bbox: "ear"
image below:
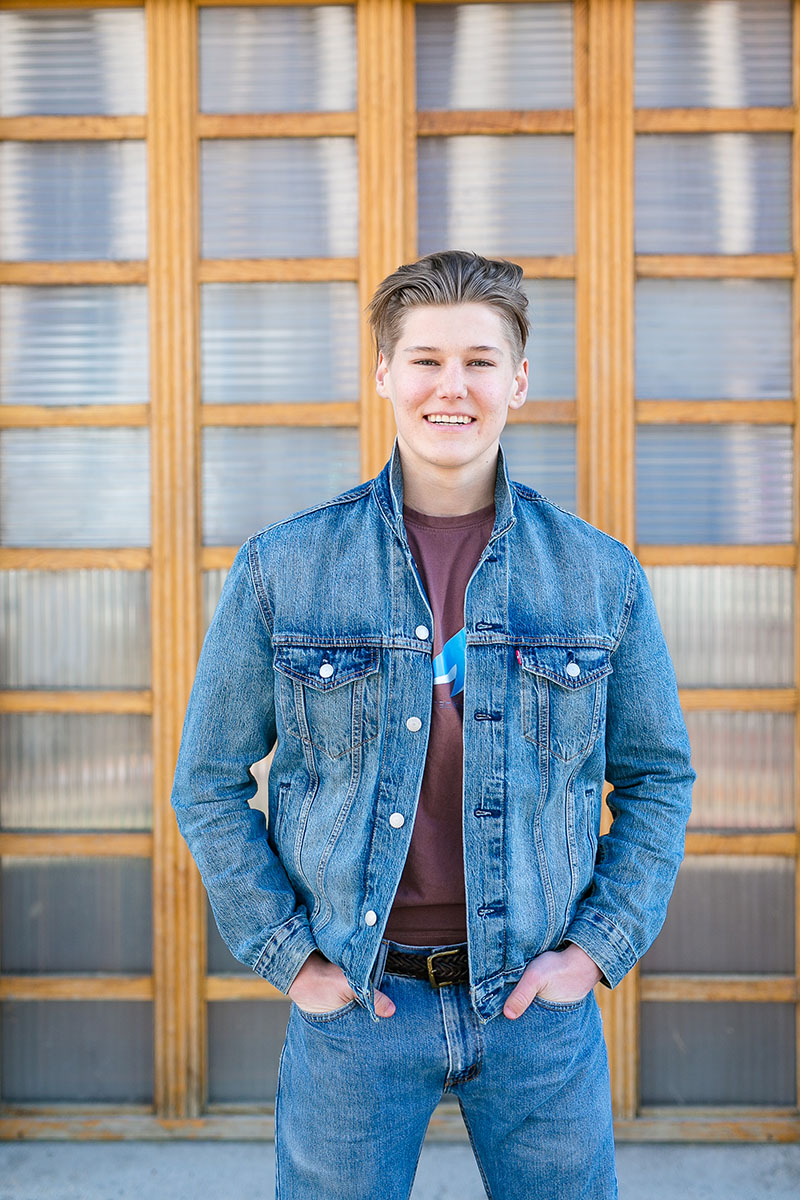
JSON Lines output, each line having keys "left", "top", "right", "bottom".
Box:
{"left": 375, "top": 350, "right": 390, "bottom": 398}
{"left": 508, "top": 358, "right": 529, "bottom": 411}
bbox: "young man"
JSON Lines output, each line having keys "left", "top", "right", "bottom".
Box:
{"left": 172, "top": 250, "right": 694, "bottom": 1199}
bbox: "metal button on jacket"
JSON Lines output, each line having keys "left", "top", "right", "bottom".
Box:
{"left": 389, "top": 812, "right": 405, "bottom": 828}
{"left": 415, "top": 624, "right": 430, "bottom": 640}
{"left": 406, "top": 716, "right": 422, "bottom": 732}
{"left": 319, "top": 662, "right": 334, "bottom": 679}
{"left": 364, "top": 910, "right": 378, "bottom": 926}
{"left": 566, "top": 661, "right": 581, "bottom": 677}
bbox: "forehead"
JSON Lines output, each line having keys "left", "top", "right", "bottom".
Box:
{"left": 395, "top": 303, "right": 513, "bottom": 351}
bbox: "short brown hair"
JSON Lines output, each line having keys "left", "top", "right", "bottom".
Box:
{"left": 367, "top": 249, "right": 530, "bottom": 366}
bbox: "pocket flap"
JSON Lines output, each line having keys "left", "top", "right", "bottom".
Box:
{"left": 274, "top": 644, "right": 380, "bottom": 691}
{"left": 517, "top": 644, "right": 613, "bottom": 690}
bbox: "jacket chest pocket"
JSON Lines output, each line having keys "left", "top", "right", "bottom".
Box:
{"left": 273, "top": 643, "right": 380, "bottom": 760}
{"left": 519, "top": 644, "right": 613, "bottom": 763}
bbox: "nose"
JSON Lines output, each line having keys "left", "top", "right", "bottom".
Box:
{"left": 437, "top": 360, "right": 467, "bottom": 400}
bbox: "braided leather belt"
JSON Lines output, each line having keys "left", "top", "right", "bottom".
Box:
{"left": 384, "top": 946, "right": 469, "bottom": 988}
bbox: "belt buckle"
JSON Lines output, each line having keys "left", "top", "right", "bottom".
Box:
{"left": 425, "top": 948, "right": 461, "bottom": 988}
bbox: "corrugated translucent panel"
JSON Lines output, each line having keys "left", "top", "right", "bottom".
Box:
{"left": 0, "top": 142, "right": 147, "bottom": 261}
{"left": 207, "top": 1001, "right": 290, "bottom": 1102}
{"left": 0, "top": 10, "right": 146, "bottom": 116}
{"left": 0, "top": 570, "right": 151, "bottom": 688}
{"left": 685, "top": 710, "right": 794, "bottom": 830}
{"left": 204, "top": 569, "right": 227, "bottom": 632}
{"left": 635, "top": 279, "right": 791, "bottom": 400}
{"left": 0, "top": 715, "right": 152, "bottom": 830}
{"left": 1, "top": 857, "right": 152, "bottom": 972}
{"left": 1, "top": 1001, "right": 153, "bottom": 1102}
{"left": 0, "top": 429, "right": 150, "bottom": 546}
{"left": 416, "top": 3, "right": 573, "bottom": 109}
{"left": 199, "top": 6, "right": 355, "bottom": 113}
{"left": 644, "top": 566, "right": 793, "bottom": 687}
{"left": 0, "top": 286, "right": 149, "bottom": 405}
{"left": 636, "top": 426, "right": 793, "bottom": 543}
{"left": 202, "top": 427, "right": 360, "bottom": 545}
{"left": 201, "top": 283, "right": 359, "bottom": 404}
{"left": 418, "top": 137, "right": 574, "bottom": 256}
{"left": 640, "top": 1003, "right": 795, "bottom": 1105}
{"left": 201, "top": 140, "right": 357, "bottom": 258}
{"left": 636, "top": 134, "right": 790, "bottom": 253}
{"left": 641, "top": 857, "right": 794, "bottom": 974}
{"left": 635, "top": 0, "right": 792, "bottom": 108}
{"left": 522, "top": 280, "right": 575, "bottom": 399}
{"left": 500, "top": 426, "right": 576, "bottom": 513}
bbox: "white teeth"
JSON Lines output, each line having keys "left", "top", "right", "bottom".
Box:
{"left": 426, "top": 414, "right": 474, "bottom": 424}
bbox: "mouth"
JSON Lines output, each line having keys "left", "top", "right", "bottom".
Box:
{"left": 424, "top": 414, "right": 476, "bottom": 426}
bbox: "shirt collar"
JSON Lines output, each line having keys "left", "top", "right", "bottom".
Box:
{"left": 376, "top": 439, "right": 516, "bottom": 543}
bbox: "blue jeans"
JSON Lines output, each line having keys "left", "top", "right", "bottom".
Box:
{"left": 274, "top": 940, "right": 618, "bottom": 1199}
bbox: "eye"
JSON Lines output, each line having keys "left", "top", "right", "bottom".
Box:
{"left": 469, "top": 359, "right": 496, "bottom": 368}
{"left": 412, "top": 358, "right": 439, "bottom": 366}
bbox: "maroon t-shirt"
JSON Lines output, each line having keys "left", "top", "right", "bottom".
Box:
{"left": 384, "top": 501, "right": 495, "bottom": 945}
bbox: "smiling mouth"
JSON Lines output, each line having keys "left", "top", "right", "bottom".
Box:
{"left": 424, "top": 414, "right": 475, "bottom": 425}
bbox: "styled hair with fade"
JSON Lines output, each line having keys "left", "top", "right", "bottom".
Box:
{"left": 367, "top": 249, "right": 531, "bottom": 367}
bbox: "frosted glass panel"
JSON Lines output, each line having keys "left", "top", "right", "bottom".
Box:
{"left": 208, "top": 1001, "right": 290, "bottom": 1102}
{"left": 635, "top": 0, "right": 792, "bottom": 108}
{"left": 0, "top": 715, "right": 152, "bottom": 830}
{"left": 501, "top": 426, "right": 576, "bottom": 513}
{"left": 201, "top": 140, "right": 357, "bottom": 258}
{"left": 1, "top": 1002, "right": 153, "bottom": 1102}
{"left": 522, "top": 281, "right": 574, "bottom": 399}
{"left": 636, "top": 426, "right": 792, "bottom": 543}
{"left": 0, "top": 570, "right": 151, "bottom": 688}
{"left": 640, "top": 1003, "right": 795, "bottom": 1105}
{"left": 636, "top": 134, "right": 790, "bottom": 253}
{"left": 0, "top": 10, "right": 146, "bottom": 115}
{"left": 0, "top": 429, "right": 150, "bottom": 546}
{"left": 199, "top": 6, "right": 355, "bottom": 112}
{"left": 416, "top": 3, "right": 573, "bottom": 109}
{"left": 202, "top": 283, "right": 358, "bottom": 403}
{"left": 2, "top": 857, "right": 152, "bottom": 972}
{"left": 204, "top": 569, "right": 227, "bottom": 632}
{"left": 635, "top": 279, "right": 791, "bottom": 400}
{"left": 203, "top": 427, "right": 360, "bottom": 544}
{"left": 641, "top": 857, "right": 794, "bottom": 974}
{"left": 0, "top": 286, "right": 149, "bottom": 405}
{"left": 685, "top": 711, "right": 793, "bottom": 830}
{"left": 645, "top": 566, "right": 792, "bottom": 687}
{"left": 418, "top": 137, "right": 574, "bottom": 256}
{"left": 0, "top": 142, "right": 147, "bottom": 261}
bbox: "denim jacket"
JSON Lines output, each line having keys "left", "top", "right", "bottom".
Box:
{"left": 171, "top": 443, "right": 695, "bottom": 1023}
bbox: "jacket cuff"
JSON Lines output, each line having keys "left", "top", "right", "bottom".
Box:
{"left": 251, "top": 912, "right": 318, "bottom": 995}
{"left": 563, "top": 909, "right": 638, "bottom": 990}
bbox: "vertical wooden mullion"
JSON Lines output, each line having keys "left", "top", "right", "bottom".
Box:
{"left": 792, "top": 0, "right": 800, "bottom": 1117}
{"left": 147, "top": 0, "right": 204, "bottom": 1118}
{"left": 357, "top": 0, "right": 417, "bottom": 481}
{"left": 575, "top": 0, "right": 637, "bottom": 1119}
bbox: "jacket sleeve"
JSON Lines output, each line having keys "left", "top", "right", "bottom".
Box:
{"left": 170, "top": 539, "right": 317, "bottom": 995}
{"left": 563, "top": 551, "right": 695, "bottom": 988}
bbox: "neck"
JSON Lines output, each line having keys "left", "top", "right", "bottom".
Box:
{"left": 396, "top": 446, "right": 498, "bottom": 517}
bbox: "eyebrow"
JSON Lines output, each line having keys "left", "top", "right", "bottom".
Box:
{"left": 402, "top": 344, "right": 503, "bottom": 354}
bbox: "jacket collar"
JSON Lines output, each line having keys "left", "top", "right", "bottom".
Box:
{"left": 375, "top": 439, "right": 517, "bottom": 544}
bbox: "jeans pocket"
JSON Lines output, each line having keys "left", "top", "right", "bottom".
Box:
{"left": 531, "top": 993, "right": 589, "bottom": 1013}
{"left": 292, "top": 997, "right": 360, "bottom": 1025}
